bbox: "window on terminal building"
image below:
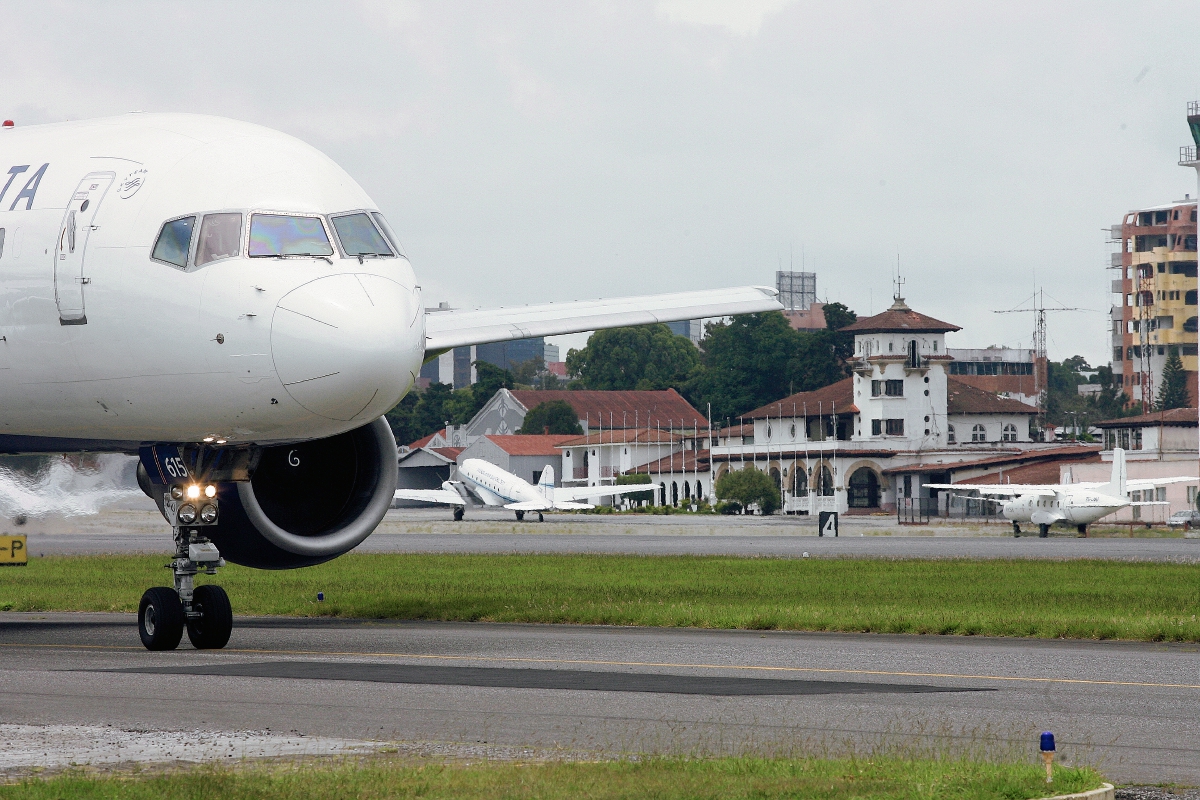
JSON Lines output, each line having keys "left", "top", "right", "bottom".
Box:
{"left": 1002, "top": 424, "right": 1017, "bottom": 442}
{"left": 871, "top": 380, "right": 882, "bottom": 397}
{"left": 1172, "top": 261, "right": 1199, "bottom": 277}
{"left": 947, "top": 424, "right": 956, "bottom": 444}
{"left": 885, "top": 380, "right": 904, "bottom": 396}
{"left": 971, "top": 424, "right": 986, "bottom": 443}
{"left": 871, "top": 419, "right": 882, "bottom": 436}
{"left": 885, "top": 419, "right": 904, "bottom": 436}
{"left": 1113, "top": 346, "right": 1123, "bottom": 362}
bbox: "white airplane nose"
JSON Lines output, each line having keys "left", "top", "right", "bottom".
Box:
{"left": 271, "top": 274, "right": 418, "bottom": 421}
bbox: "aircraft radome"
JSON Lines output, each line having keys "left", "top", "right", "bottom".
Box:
{"left": 0, "top": 113, "right": 781, "bottom": 650}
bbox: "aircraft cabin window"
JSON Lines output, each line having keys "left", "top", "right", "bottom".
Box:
{"left": 370, "top": 212, "right": 405, "bottom": 256}
{"left": 196, "top": 213, "right": 243, "bottom": 266}
{"left": 331, "top": 212, "right": 394, "bottom": 257}
{"left": 152, "top": 216, "right": 197, "bottom": 268}
{"left": 248, "top": 214, "right": 333, "bottom": 258}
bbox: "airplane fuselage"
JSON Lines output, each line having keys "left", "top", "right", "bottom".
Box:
{"left": 458, "top": 458, "right": 546, "bottom": 506}
{"left": 0, "top": 114, "right": 424, "bottom": 452}
{"left": 1000, "top": 490, "right": 1127, "bottom": 526}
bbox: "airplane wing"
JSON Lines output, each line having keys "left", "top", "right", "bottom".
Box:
{"left": 503, "top": 500, "right": 553, "bottom": 511}
{"left": 923, "top": 483, "right": 1055, "bottom": 497}
{"left": 554, "top": 484, "right": 659, "bottom": 503}
{"left": 1126, "top": 477, "right": 1198, "bottom": 489}
{"left": 393, "top": 488, "right": 468, "bottom": 506}
{"left": 552, "top": 501, "right": 594, "bottom": 510}
{"left": 424, "top": 286, "right": 781, "bottom": 351}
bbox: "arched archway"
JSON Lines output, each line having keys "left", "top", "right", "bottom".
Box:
{"left": 848, "top": 467, "right": 880, "bottom": 509}
{"left": 671, "top": 481, "right": 679, "bottom": 506}
{"left": 659, "top": 482, "right": 666, "bottom": 506}
{"left": 815, "top": 464, "right": 835, "bottom": 496}
{"left": 683, "top": 481, "right": 691, "bottom": 501}
{"left": 791, "top": 464, "right": 809, "bottom": 497}
{"left": 769, "top": 467, "right": 782, "bottom": 493}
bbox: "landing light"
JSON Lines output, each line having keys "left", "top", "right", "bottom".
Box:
{"left": 178, "top": 504, "right": 197, "bottom": 524}
{"left": 216, "top": 439, "right": 227, "bottom": 445}
{"left": 169, "top": 485, "right": 184, "bottom": 501}
{"left": 204, "top": 485, "right": 216, "bottom": 498}
{"left": 186, "top": 485, "right": 200, "bottom": 500}
{"left": 199, "top": 504, "right": 218, "bottom": 524}
{"left": 203, "top": 436, "right": 214, "bottom": 443}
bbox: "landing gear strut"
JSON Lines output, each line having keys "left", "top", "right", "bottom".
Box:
{"left": 515, "top": 510, "right": 525, "bottom": 521}
{"left": 138, "top": 524, "right": 231, "bottom": 651}
{"left": 1038, "top": 523, "right": 1050, "bottom": 538}
{"left": 537, "top": 512, "right": 544, "bottom": 522}
{"left": 1012, "top": 522, "right": 1021, "bottom": 538}
{"left": 452, "top": 506, "right": 464, "bottom": 521}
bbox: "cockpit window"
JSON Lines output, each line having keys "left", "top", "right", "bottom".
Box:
{"left": 195, "top": 213, "right": 243, "bottom": 266}
{"left": 248, "top": 214, "right": 333, "bottom": 257}
{"left": 152, "top": 216, "right": 196, "bottom": 268}
{"left": 330, "top": 212, "right": 394, "bottom": 257}
{"left": 370, "top": 212, "right": 405, "bottom": 257}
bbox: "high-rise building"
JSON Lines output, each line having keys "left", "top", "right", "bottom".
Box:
{"left": 1111, "top": 199, "right": 1198, "bottom": 407}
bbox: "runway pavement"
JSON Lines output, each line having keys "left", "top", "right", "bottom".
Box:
{"left": 0, "top": 612, "right": 1197, "bottom": 783}
{"left": 14, "top": 505, "right": 1200, "bottom": 560}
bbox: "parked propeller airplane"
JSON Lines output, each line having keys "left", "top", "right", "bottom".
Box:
{"left": 0, "top": 113, "right": 782, "bottom": 651}
{"left": 395, "top": 460, "right": 652, "bottom": 522}
{"left": 924, "top": 448, "right": 1196, "bottom": 537}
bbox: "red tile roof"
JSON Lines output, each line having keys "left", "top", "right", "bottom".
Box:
{"left": 429, "top": 446, "right": 465, "bottom": 461}
{"left": 743, "top": 378, "right": 856, "bottom": 419}
{"left": 484, "top": 434, "right": 577, "bottom": 456}
{"left": 407, "top": 428, "right": 445, "bottom": 449}
{"left": 956, "top": 454, "right": 1102, "bottom": 486}
{"left": 883, "top": 444, "right": 1101, "bottom": 475}
{"left": 949, "top": 374, "right": 1041, "bottom": 399}
{"left": 629, "top": 450, "right": 711, "bottom": 474}
{"left": 839, "top": 300, "right": 960, "bottom": 334}
{"left": 946, "top": 378, "right": 1039, "bottom": 415}
{"left": 556, "top": 429, "right": 682, "bottom": 447}
{"left": 1094, "top": 407, "right": 1198, "bottom": 428}
{"left": 509, "top": 389, "right": 707, "bottom": 428}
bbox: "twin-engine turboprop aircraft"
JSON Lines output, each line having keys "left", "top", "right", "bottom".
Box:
{"left": 924, "top": 448, "right": 1195, "bottom": 537}
{"left": 395, "top": 459, "right": 652, "bottom": 522}
{"left": 0, "top": 113, "right": 782, "bottom": 651}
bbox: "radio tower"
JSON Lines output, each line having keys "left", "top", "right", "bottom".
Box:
{"left": 994, "top": 289, "right": 1086, "bottom": 419}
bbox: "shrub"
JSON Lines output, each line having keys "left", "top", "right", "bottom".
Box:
{"left": 715, "top": 467, "right": 781, "bottom": 515}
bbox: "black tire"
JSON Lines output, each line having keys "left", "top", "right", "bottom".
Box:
{"left": 139, "top": 587, "right": 185, "bottom": 651}
{"left": 538, "top": 512, "right": 544, "bottom": 522}
{"left": 1038, "top": 524, "right": 1049, "bottom": 538}
{"left": 187, "top": 584, "right": 233, "bottom": 650}
{"left": 1077, "top": 524, "right": 1088, "bottom": 537}
{"left": 515, "top": 510, "right": 525, "bottom": 521}
{"left": 452, "top": 506, "right": 464, "bottom": 521}
{"left": 1013, "top": 523, "right": 1021, "bottom": 538}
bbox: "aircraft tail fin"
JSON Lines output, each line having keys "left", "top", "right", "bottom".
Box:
{"left": 1102, "top": 448, "right": 1127, "bottom": 498}
{"left": 538, "top": 465, "right": 555, "bottom": 500}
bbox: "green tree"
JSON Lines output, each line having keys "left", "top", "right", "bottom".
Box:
{"left": 565, "top": 324, "right": 699, "bottom": 390}
{"left": 614, "top": 472, "right": 654, "bottom": 504}
{"left": 1157, "top": 350, "right": 1190, "bottom": 410}
{"left": 469, "top": 361, "right": 515, "bottom": 418}
{"left": 714, "top": 466, "right": 781, "bottom": 515}
{"left": 518, "top": 400, "right": 584, "bottom": 435}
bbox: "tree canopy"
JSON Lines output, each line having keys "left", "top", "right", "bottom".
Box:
{"left": 684, "top": 306, "right": 856, "bottom": 422}
{"left": 565, "top": 324, "right": 699, "bottom": 390}
{"left": 1156, "top": 350, "right": 1190, "bottom": 411}
{"left": 385, "top": 361, "right": 516, "bottom": 446}
{"left": 1043, "top": 357, "right": 1135, "bottom": 437}
{"left": 714, "top": 466, "right": 780, "bottom": 515}
{"left": 517, "top": 400, "right": 584, "bottom": 435}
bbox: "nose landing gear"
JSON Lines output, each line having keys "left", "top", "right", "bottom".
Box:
{"left": 1012, "top": 522, "right": 1021, "bottom": 537}
{"left": 138, "top": 526, "right": 232, "bottom": 651}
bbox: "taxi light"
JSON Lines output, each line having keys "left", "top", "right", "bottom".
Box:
{"left": 186, "top": 485, "right": 200, "bottom": 500}
{"left": 169, "top": 485, "right": 185, "bottom": 501}
{"left": 203, "top": 436, "right": 214, "bottom": 443}
{"left": 199, "top": 504, "right": 218, "bottom": 524}
{"left": 216, "top": 439, "right": 227, "bottom": 445}
{"left": 178, "top": 504, "right": 197, "bottom": 524}
{"left": 204, "top": 484, "right": 216, "bottom": 498}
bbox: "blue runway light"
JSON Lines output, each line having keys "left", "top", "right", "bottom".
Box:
{"left": 1040, "top": 731, "right": 1056, "bottom": 752}
{"left": 317, "top": 592, "right": 325, "bottom": 602}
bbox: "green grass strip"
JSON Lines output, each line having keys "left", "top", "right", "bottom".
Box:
{"left": 0, "top": 756, "right": 1105, "bottom": 800}
{"left": 2, "top": 553, "right": 1199, "bottom": 640}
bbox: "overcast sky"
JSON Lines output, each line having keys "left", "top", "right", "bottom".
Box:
{"left": 4, "top": 1, "right": 1199, "bottom": 365}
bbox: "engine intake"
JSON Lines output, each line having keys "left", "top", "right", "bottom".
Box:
{"left": 144, "top": 418, "right": 397, "bottom": 569}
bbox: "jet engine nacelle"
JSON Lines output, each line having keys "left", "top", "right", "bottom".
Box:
{"left": 141, "top": 418, "right": 397, "bottom": 569}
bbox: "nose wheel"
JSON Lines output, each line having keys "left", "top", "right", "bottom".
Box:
{"left": 138, "top": 525, "right": 232, "bottom": 651}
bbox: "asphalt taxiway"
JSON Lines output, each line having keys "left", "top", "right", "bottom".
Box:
{"left": 15, "top": 505, "right": 1200, "bottom": 560}
{"left": 0, "top": 613, "right": 1197, "bottom": 783}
